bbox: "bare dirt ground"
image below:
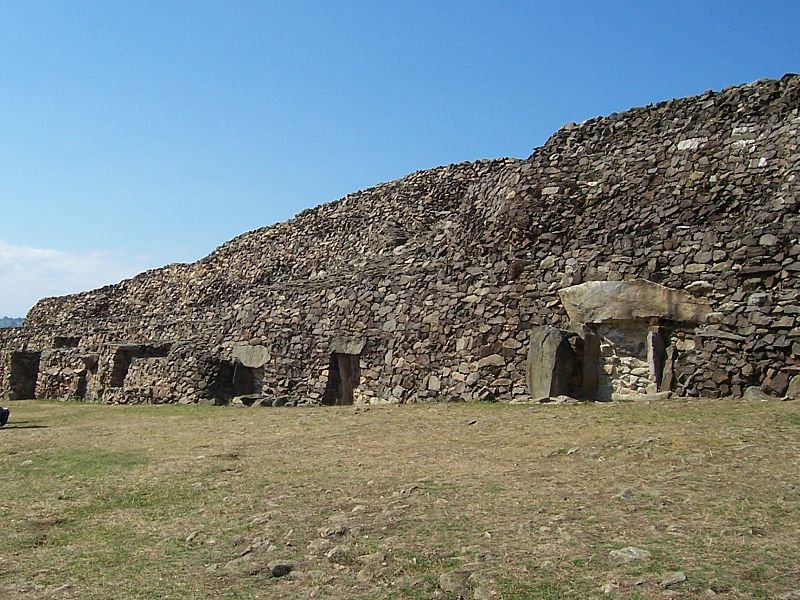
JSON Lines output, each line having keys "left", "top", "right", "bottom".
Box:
{"left": 1, "top": 398, "right": 799, "bottom": 599}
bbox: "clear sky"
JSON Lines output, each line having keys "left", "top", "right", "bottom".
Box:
{"left": 1, "top": 0, "right": 798, "bottom": 316}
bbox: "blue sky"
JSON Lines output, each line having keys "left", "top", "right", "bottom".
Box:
{"left": 1, "top": 0, "right": 798, "bottom": 315}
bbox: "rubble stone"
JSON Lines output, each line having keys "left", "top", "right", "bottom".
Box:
{"left": 2, "top": 75, "right": 799, "bottom": 404}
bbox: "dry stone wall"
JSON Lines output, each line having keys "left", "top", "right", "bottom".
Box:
{"left": 35, "top": 349, "right": 91, "bottom": 400}
{"left": 2, "top": 75, "right": 798, "bottom": 403}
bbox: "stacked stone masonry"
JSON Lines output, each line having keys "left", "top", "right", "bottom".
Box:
{"left": 2, "top": 75, "right": 799, "bottom": 404}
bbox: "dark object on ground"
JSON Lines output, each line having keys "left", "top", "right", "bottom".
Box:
{"left": 0, "top": 407, "right": 10, "bottom": 427}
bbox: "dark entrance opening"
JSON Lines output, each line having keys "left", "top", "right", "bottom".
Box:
{"left": 232, "top": 363, "right": 265, "bottom": 396}
{"left": 7, "top": 351, "right": 41, "bottom": 400}
{"left": 74, "top": 354, "right": 99, "bottom": 399}
{"left": 108, "top": 344, "right": 171, "bottom": 388}
{"left": 53, "top": 336, "right": 80, "bottom": 349}
{"left": 322, "top": 353, "right": 361, "bottom": 405}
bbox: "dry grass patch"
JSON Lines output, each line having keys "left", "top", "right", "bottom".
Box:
{"left": 0, "top": 399, "right": 798, "bottom": 599}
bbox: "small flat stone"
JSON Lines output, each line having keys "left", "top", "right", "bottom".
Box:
{"left": 609, "top": 547, "right": 651, "bottom": 564}
{"left": 759, "top": 233, "right": 778, "bottom": 246}
{"left": 660, "top": 571, "right": 686, "bottom": 588}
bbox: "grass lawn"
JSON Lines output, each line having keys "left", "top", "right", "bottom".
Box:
{"left": 1, "top": 398, "right": 799, "bottom": 599}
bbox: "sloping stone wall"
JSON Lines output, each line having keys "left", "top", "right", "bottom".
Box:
{"left": 2, "top": 75, "right": 798, "bottom": 403}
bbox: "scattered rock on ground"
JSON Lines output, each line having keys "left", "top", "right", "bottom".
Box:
{"left": 325, "top": 544, "right": 352, "bottom": 563}
{"left": 438, "top": 569, "right": 473, "bottom": 598}
{"left": 268, "top": 561, "right": 294, "bottom": 577}
{"left": 609, "top": 547, "right": 651, "bottom": 564}
{"left": 743, "top": 386, "right": 774, "bottom": 401}
{"left": 318, "top": 524, "right": 348, "bottom": 539}
{"left": 660, "top": 571, "right": 686, "bottom": 588}
{"left": 601, "top": 581, "right": 619, "bottom": 594}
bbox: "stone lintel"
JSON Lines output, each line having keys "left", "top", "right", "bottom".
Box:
{"left": 330, "top": 337, "right": 365, "bottom": 356}
{"left": 558, "top": 279, "right": 712, "bottom": 325}
{"left": 232, "top": 344, "right": 271, "bottom": 368}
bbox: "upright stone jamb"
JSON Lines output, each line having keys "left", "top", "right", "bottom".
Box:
{"left": 526, "top": 326, "right": 575, "bottom": 401}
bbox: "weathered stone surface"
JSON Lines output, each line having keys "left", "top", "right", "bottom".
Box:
{"left": 611, "top": 391, "right": 672, "bottom": 402}
{"left": 609, "top": 547, "right": 651, "bottom": 564}
{"left": 743, "top": 386, "right": 773, "bottom": 401}
{"left": 660, "top": 571, "right": 687, "bottom": 588}
{"left": 477, "top": 354, "right": 505, "bottom": 369}
{"left": 330, "top": 337, "right": 366, "bottom": 355}
{"left": 559, "top": 280, "right": 712, "bottom": 324}
{"left": 1, "top": 75, "right": 799, "bottom": 404}
{"left": 232, "top": 344, "right": 270, "bottom": 368}
{"left": 526, "top": 327, "right": 574, "bottom": 400}
{"left": 786, "top": 375, "right": 800, "bottom": 400}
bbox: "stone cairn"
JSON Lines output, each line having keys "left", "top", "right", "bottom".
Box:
{"left": 1, "top": 75, "right": 798, "bottom": 405}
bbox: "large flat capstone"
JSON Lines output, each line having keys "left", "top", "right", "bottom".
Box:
{"left": 330, "top": 337, "right": 366, "bottom": 355}
{"left": 558, "top": 279, "right": 712, "bottom": 324}
{"left": 232, "top": 344, "right": 270, "bottom": 368}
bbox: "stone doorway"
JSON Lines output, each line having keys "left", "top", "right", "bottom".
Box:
{"left": 595, "top": 321, "right": 668, "bottom": 400}
{"left": 322, "top": 353, "right": 361, "bottom": 405}
{"left": 108, "top": 344, "right": 171, "bottom": 388}
{"left": 76, "top": 354, "right": 99, "bottom": 399}
{"left": 232, "top": 363, "right": 265, "bottom": 396}
{"left": 6, "top": 351, "right": 41, "bottom": 400}
{"left": 548, "top": 279, "right": 710, "bottom": 401}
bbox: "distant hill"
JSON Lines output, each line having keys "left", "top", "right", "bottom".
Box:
{"left": 0, "top": 317, "right": 23, "bottom": 328}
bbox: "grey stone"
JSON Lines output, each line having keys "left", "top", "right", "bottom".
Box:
{"left": 325, "top": 544, "right": 352, "bottom": 563}
{"left": 330, "top": 337, "right": 366, "bottom": 355}
{"left": 748, "top": 293, "right": 769, "bottom": 306}
{"left": 318, "top": 524, "right": 348, "bottom": 539}
{"left": 696, "top": 328, "right": 745, "bottom": 342}
{"left": 743, "top": 386, "right": 773, "bottom": 401}
{"left": 611, "top": 391, "right": 672, "bottom": 402}
{"left": 685, "top": 263, "right": 707, "bottom": 274}
{"left": 609, "top": 546, "right": 651, "bottom": 564}
{"left": 660, "top": 571, "right": 687, "bottom": 588}
{"left": 786, "top": 375, "right": 800, "bottom": 400}
{"left": 223, "top": 552, "right": 256, "bottom": 575}
{"left": 559, "top": 280, "right": 712, "bottom": 324}
{"left": 231, "top": 394, "right": 263, "bottom": 407}
{"left": 759, "top": 233, "right": 778, "bottom": 246}
{"left": 477, "top": 354, "right": 505, "bottom": 368}
{"left": 526, "top": 327, "right": 574, "bottom": 401}
{"left": 232, "top": 344, "right": 270, "bottom": 368}
{"left": 686, "top": 280, "right": 714, "bottom": 295}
